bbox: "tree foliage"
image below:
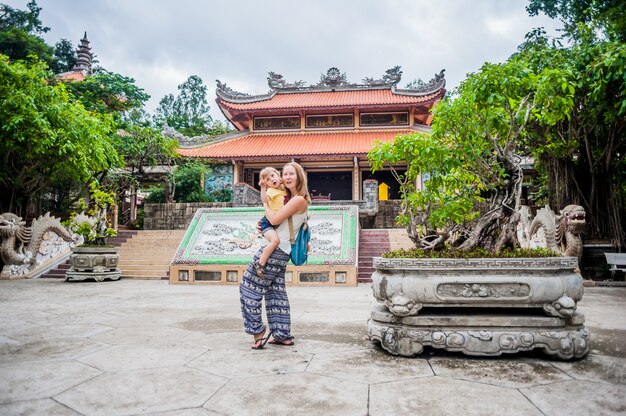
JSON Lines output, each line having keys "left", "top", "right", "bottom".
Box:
{"left": 521, "top": 0, "right": 626, "bottom": 248}
{"left": 369, "top": 52, "right": 576, "bottom": 251}
{"left": 62, "top": 66, "right": 150, "bottom": 115}
{"left": 526, "top": 0, "right": 625, "bottom": 42}
{"left": 0, "top": 0, "right": 49, "bottom": 34}
{"left": 51, "top": 38, "right": 76, "bottom": 73}
{"left": 110, "top": 117, "right": 179, "bottom": 203}
{"left": 0, "top": 1, "right": 54, "bottom": 67}
{"left": 0, "top": 56, "right": 119, "bottom": 215}
{"left": 369, "top": 0, "right": 625, "bottom": 251}
{"left": 154, "top": 75, "right": 227, "bottom": 137}
{"left": 144, "top": 161, "right": 231, "bottom": 203}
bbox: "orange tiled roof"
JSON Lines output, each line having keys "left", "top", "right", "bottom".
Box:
{"left": 218, "top": 89, "right": 441, "bottom": 111}
{"left": 56, "top": 70, "right": 85, "bottom": 82}
{"left": 178, "top": 129, "right": 415, "bottom": 159}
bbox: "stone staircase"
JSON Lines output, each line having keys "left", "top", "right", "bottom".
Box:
{"left": 117, "top": 230, "right": 186, "bottom": 280}
{"left": 357, "top": 228, "right": 413, "bottom": 283}
{"left": 45, "top": 228, "right": 410, "bottom": 282}
{"left": 41, "top": 230, "right": 138, "bottom": 279}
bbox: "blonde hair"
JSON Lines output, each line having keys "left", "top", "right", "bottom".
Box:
{"left": 258, "top": 167, "right": 281, "bottom": 187}
{"left": 283, "top": 162, "right": 311, "bottom": 203}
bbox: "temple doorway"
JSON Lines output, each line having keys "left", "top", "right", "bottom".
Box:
{"left": 308, "top": 171, "right": 352, "bottom": 200}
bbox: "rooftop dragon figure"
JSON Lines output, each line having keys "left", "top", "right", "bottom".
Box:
{"left": 0, "top": 212, "right": 78, "bottom": 279}
{"left": 517, "top": 204, "right": 586, "bottom": 261}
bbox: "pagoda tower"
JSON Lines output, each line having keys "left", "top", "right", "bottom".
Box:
{"left": 72, "top": 32, "right": 93, "bottom": 75}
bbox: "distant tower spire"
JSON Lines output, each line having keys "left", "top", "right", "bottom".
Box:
{"left": 72, "top": 31, "right": 93, "bottom": 75}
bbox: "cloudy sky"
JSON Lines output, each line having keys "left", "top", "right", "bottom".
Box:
{"left": 6, "top": 0, "right": 562, "bottom": 123}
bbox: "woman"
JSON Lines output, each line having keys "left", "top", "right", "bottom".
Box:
{"left": 239, "top": 162, "right": 311, "bottom": 349}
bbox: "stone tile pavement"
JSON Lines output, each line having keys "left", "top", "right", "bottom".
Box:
{"left": 0, "top": 279, "right": 624, "bottom": 415}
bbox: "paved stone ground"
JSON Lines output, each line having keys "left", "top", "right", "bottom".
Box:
{"left": 0, "top": 279, "right": 624, "bottom": 416}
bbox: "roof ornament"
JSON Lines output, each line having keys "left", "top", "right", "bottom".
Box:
{"left": 216, "top": 80, "right": 252, "bottom": 99}
{"left": 318, "top": 67, "right": 353, "bottom": 88}
{"left": 394, "top": 69, "right": 446, "bottom": 96}
{"left": 267, "top": 72, "right": 305, "bottom": 90}
{"left": 72, "top": 31, "right": 93, "bottom": 75}
{"left": 419, "top": 69, "right": 446, "bottom": 90}
{"left": 362, "top": 66, "right": 403, "bottom": 86}
{"left": 216, "top": 67, "right": 446, "bottom": 102}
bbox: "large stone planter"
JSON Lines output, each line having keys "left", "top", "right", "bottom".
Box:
{"left": 368, "top": 257, "right": 589, "bottom": 360}
{"left": 65, "top": 246, "right": 121, "bottom": 282}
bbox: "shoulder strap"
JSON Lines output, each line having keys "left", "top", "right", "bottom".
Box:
{"left": 288, "top": 216, "right": 295, "bottom": 244}
{"left": 287, "top": 211, "right": 309, "bottom": 244}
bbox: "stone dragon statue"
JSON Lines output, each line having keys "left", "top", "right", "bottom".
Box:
{"left": 517, "top": 204, "right": 586, "bottom": 261}
{"left": 0, "top": 212, "right": 79, "bottom": 279}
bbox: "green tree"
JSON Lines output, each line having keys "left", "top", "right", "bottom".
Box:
{"left": 0, "top": 1, "right": 54, "bottom": 67}
{"left": 51, "top": 38, "right": 76, "bottom": 73}
{"left": 144, "top": 161, "right": 231, "bottom": 203}
{"left": 62, "top": 66, "right": 150, "bottom": 115}
{"left": 0, "top": 56, "right": 119, "bottom": 215}
{"left": 369, "top": 54, "right": 575, "bottom": 251}
{"left": 526, "top": 0, "right": 625, "bottom": 42}
{"left": 521, "top": 0, "right": 626, "bottom": 248}
{"left": 154, "top": 75, "right": 227, "bottom": 136}
{"left": 0, "top": 0, "right": 49, "bottom": 34}
{"left": 112, "top": 122, "right": 179, "bottom": 201}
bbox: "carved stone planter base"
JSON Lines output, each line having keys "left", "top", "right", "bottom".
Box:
{"left": 65, "top": 246, "right": 121, "bottom": 282}
{"left": 65, "top": 270, "right": 121, "bottom": 282}
{"left": 368, "top": 306, "right": 589, "bottom": 360}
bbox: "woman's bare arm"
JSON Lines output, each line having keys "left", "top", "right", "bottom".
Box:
{"left": 263, "top": 196, "right": 307, "bottom": 225}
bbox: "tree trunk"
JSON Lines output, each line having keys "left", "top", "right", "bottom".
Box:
{"left": 459, "top": 155, "right": 523, "bottom": 251}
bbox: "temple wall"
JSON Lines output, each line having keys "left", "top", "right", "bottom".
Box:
{"left": 144, "top": 181, "right": 393, "bottom": 230}
{"left": 143, "top": 202, "right": 232, "bottom": 230}
{"left": 374, "top": 200, "right": 404, "bottom": 229}
{"left": 232, "top": 182, "right": 260, "bottom": 206}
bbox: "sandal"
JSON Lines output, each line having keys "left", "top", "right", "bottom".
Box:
{"left": 253, "top": 260, "right": 266, "bottom": 278}
{"left": 252, "top": 329, "right": 271, "bottom": 350}
{"left": 268, "top": 338, "right": 295, "bottom": 346}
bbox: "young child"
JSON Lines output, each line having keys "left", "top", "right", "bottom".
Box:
{"left": 255, "top": 167, "right": 287, "bottom": 277}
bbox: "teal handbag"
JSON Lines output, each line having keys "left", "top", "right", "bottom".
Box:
{"left": 288, "top": 215, "right": 310, "bottom": 266}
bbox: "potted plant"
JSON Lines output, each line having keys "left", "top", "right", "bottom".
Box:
{"left": 65, "top": 183, "right": 121, "bottom": 282}
{"left": 365, "top": 57, "right": 588, "bottom": 359}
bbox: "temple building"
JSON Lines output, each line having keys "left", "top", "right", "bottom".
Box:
{"left": 56, "top": 32, "right": 93, "bottom": 82}
{"left": 178, "top": 67, "right": 446, "bottom": 201}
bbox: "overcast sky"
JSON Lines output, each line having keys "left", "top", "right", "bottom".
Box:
{"left": 6, "top": 0, "right": 562, "bottom": 123}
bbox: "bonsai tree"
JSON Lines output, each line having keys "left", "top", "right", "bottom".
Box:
{"left": 67, "top": 182, "right": 117, "bottom": 246}
{"left": 368, "top": 54, "right": 575, "bottom": 253}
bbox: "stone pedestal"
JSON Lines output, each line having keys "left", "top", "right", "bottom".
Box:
{"left": 368, "top": 257, "right": 590, "bottom": 360}
{"left": 65, "top": 246, "right": 121, "bottom": 282}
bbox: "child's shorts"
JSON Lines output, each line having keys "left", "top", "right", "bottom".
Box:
{"left": 260, "top": 216, "right": 274, "bottom": 234}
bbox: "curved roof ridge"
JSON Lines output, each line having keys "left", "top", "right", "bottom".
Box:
{"left": 216, "top": 67, "right": 446, "bottom": 104}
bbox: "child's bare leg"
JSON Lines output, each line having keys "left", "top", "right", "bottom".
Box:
{"left": 259, "top": 229, "right": 280, "bottom": 267}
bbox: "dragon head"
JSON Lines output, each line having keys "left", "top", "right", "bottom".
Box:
{"left": 558, "top": 205, "right": 586, "bottom": 235}
{"left": 0, "top": 213, "right": 26, "bottom": 237}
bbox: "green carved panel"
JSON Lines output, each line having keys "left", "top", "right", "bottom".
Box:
{"left": 172, "top": 206, "right": 358, "bottom": 266}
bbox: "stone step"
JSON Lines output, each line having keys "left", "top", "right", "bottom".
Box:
{"left": 40, "top": 259, "right": 71, "bottom": 278}
{"left": 121, "top": 274, "right": 166, "bottom": 280}
{"left": 358, "top": 266, "right": 375, "bottom": 274}
{"left": 117, "top": 257, "right": 173, "bottom": 263}
{"left": 118, "top": 251, "right": 178, "bottom": 256}
{"left": 357, "top": 275, "right": 373, "bottom": 283}
{"left": 115, "top": 230, "right": 183, "bottom": 281}
{"left": 359, "top": 250, "right": 384, "bottom": 256}
{"left": 120, "top": 266, "right": 172, "bottom": 273}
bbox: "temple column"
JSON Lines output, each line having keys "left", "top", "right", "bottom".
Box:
{"left": 352, "top": 156, "right": 360, "bottom": 200}
{"left": 232, "top": 160, "right": 242, "bottom": 184}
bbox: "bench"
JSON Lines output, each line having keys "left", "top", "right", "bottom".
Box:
{"left": 605, "top": 252, "right": 626, "bottom": 278}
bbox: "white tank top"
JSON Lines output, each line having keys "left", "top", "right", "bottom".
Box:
{"left": 275, "top": 210, "right": 308, "bottom": 254}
